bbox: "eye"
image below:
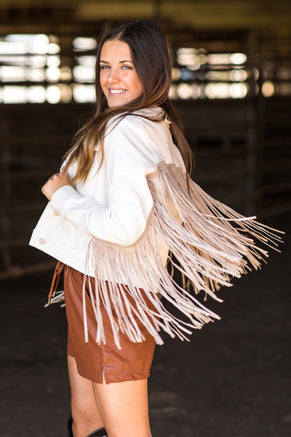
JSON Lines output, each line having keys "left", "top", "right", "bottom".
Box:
{"left": 122, "top": 65, "right": 133, "bottom": 70}
{"left": 100, "top": 65, "right": 110, "bottom": 70}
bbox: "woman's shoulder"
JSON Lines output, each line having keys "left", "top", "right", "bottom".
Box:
{"left": 107, "top": 107, "right": 169, "bottom": 152}
{"left": 104, "top": 106, "right": 184, "bottom": 169}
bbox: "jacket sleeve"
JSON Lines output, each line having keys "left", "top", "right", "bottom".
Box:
{"left": 50, "top": 116, "right": 162, "bottom": 246}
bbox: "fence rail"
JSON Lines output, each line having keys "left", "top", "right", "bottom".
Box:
{"left": 0, "top": 98, "right": 290, "bottom": 280}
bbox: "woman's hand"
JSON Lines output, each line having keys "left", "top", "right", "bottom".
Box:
{"left": 41, "top": 172, "right": 71, "bottom": 201}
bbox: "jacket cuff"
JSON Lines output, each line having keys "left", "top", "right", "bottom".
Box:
{"left": 50, "top": 185, "right": 81, "bottom": 213}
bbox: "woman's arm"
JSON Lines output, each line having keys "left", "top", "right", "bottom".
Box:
{"left": 46, "top": 117, "right": 162, "bottom": 246}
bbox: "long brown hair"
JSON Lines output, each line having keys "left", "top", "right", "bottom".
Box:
{"left": 64, "top": 20, "right": 193, "bottom": 184}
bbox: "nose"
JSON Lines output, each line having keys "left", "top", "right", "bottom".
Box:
{"left": 108, "top": 67, "right": 119, "bottom": 83}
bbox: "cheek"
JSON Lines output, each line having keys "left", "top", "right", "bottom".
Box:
{"left": 132, "top": 76, "right": 143, "bottom": 95}
{"left": 99, "top": 72, "right": 106, "bottom": 91}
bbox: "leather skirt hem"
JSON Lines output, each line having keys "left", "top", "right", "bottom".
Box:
{"left": 62, "top": 263, "right": 156, "bottom": 384}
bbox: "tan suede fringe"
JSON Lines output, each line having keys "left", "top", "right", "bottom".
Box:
{"left": 49, "top": 162, "right": 284, "bottom": 349}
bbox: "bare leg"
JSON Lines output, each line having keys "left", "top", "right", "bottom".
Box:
{"left": 68, "top": 355, "right": 105, "bottom": 437}
{"left": 92, "top": 378, "right": 152, "bottom": 437}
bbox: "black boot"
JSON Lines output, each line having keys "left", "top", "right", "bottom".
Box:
{"left": 67, "top": 414, "right": 73, "bottom": 437}
{"left": 67, "top": 414, "right": 107, "bottom": 437}
{"left": 87, "top": 428, "right": 108, "bottom": 437}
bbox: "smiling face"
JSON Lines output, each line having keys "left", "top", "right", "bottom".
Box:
{"left": 99, "top": 39, "right": 144, "bottom": 108}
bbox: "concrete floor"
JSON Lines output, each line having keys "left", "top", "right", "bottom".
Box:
{"left": 0, "top": 214, "right": 290, "bottom": 437}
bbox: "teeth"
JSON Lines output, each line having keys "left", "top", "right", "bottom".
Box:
{"left": 110, "top": 89, "right": 126, "bottom": 94}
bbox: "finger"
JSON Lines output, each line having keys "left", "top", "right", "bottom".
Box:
{"left": 51, "top": 172, "right": 61, "bottom": 179}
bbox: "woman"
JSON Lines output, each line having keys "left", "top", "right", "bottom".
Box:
{"left": 30, "top": 20, "right": 282, "bottom": 437}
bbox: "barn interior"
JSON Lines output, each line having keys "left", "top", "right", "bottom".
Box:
{"left": 0, "top": 1, "right": 290, "bottom": 436}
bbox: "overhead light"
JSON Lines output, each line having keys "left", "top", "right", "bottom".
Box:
{"left": 262, "top": 81, "right": 275, "bottom": 97}
{"left": 230, "top": 53, "right": 247, "bottom": 65}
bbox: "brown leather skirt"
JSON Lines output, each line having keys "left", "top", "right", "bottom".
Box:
{"left": 59, "top": 263, "right": 156, "bottom": 384}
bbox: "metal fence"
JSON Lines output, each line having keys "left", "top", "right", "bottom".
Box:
{"left": 1, "top": 97, "right": 290, "bottom": 280}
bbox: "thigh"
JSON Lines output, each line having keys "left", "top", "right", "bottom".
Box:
{"left": 68, "top": 355, "right": 104, "bottom": 428}
{"left": 93, "top": 378, "right": 152, "bottom": 437}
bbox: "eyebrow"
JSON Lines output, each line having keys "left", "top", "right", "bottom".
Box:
{"left": 99, "top": 60, "right": 133, "bottom": 64}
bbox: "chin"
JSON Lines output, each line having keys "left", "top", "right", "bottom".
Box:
{"left": 108, "top": 99, "right": 130, "bottom": 108}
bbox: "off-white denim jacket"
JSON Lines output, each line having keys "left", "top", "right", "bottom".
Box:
{"left": 29, "top": 106, "right": 281, "bottom": 348}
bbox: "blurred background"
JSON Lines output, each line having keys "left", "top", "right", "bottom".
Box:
{"left": 0, "top": 1, "right": 290, "bottom": 436}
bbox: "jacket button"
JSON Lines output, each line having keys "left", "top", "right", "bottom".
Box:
{"left": 39, "top": 238, "right": 46, "bottom": 244}
{"left": 53, "top": 211, "right": 60, "bottom": 216}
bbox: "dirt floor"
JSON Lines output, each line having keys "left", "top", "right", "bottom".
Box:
{"left": 0, "top": 214, "right": 290, "bottom": 437}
